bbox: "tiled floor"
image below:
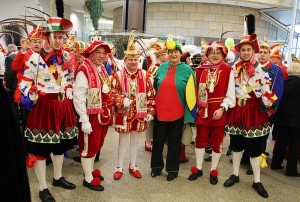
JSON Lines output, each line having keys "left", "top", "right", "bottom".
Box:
{"left": 28, "top": 127, "right": 300, "bottom": 202}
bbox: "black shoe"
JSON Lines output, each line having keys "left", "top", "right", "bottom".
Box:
{"left": 188, "top": 169, "right": 203, "bottom": 181}
{"left": 99, "top": 175, "right": 104, "bottom": 181}
{"left": 167, "top": 173, "right": 178, "bottom": 181}
{"left": 52, "top": 177, "right": 76, "bottom": 190}
{"left": 39, "top": 188, "right": 56, "bottom": 202}
{"left": 204, "top": 156, "right": 212, "bottom": 162}
{"left": 246, "top": 168, "right": 253, "bottom": 175}
{"left": 252, "top": 182, "right": 269, "bottom": 198}
{"left": 224, "top": 174, "right": 239, "bottom": 187}
{"left": 210, "top": 174, "right": 218, "bottom": 185}
{"left": 150, "top": 169, "right": 161, "bottom": 177}
{"left": 73, "top": 156, "right": 81, "bottom": 163}
{"left": 271, "top": 165, "right": 284, "bottom": 170}
{"left": 285, "top": 172, "right": 300, "bottom": 177}
{"left": 83, "top": 180, "right": 104, "bottom": 191}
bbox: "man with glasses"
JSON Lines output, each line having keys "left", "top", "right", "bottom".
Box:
{"left": 188, "top": 41, "right": 235, "bottom": 185}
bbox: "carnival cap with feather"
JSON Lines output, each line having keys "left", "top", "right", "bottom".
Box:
{"left": 124, "top": 31, "right": 139, "bottom": 58}
{"left": 146, "top": 39, "right": 167, "bottom": 66}
{"left": 259, "top": 36, "right": 270, "bottom": 52}
{"left": 27, "top": 24, "right": 46, "bottom": 40}
{"left": 270, "top": 43, "right": 283, "bottom": 60}
{"left": 82, "top": 40, "right": 111, "bottom": 58}
{"left": 204, "top": 41, "right": 228, "bottom": 58}
{"left": 63, "top": 35, "right": 90, "bottom": 54}
{"left": 234, "top": 14, "right": 259, "bottom": 53}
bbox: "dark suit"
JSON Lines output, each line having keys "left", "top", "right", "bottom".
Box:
{"left": 272, "top": 75, "right": 300, "bottom": 175}
{"left": 5, "top": 53, "right": 18, "bottom": 120}
{"left": 1, "top": 84, "right": 31, "bottom": 201}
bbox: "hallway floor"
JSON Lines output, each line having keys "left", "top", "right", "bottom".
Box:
{"left": 28, "top": 127, "right": 300, "bottom": 202}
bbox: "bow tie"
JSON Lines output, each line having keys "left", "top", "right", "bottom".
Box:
{"left": 45, "top": 50, "right": 64, "bottom": 65}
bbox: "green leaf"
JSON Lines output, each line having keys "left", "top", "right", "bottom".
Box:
{"left": 85, "top": 0, "right": 104, "bottom": 32}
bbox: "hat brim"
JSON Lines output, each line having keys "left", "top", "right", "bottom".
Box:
{"left": 234, "top": 41, "right": 259, "bottom": 54}
{"left": 235, "top": 34, "right": 259, "bottom": 53}
{"left": 82, "top": 43, "right": 111, "bottom": 58}
{"left": 45, "top": 19, "right": 73, "bottom": 33}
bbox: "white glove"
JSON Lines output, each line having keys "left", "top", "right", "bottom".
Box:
{"left": 66, "top": 88, "right": 73, "bottom": 99}
{"left": 81, "top": 121, "right": 93, "bottom": 135}
{"left": 29, "top": 92, "right": 38, "bottom": 103}
{"left": 123, "top": 97, "right": 132, "bottom": 108}
{"left": 145, "top": 114, "right": 154, "bottom": 122}
{"left": 262, "top": 96, "right": 271, "bottom": 107}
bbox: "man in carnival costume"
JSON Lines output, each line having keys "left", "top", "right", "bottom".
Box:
{"left": 269, "top": 43, "right": 288, "bottom": 80}
{"left": 224, "top": 14, "right": 276, "bottom": 198}
{"left": 188, "top": 40, "right": 235, "bottom": 185}
{"left": 12, "top": 25, "right": 45, "bottom": 139}
{"left": 144, "top": 39, "right": 167, "bottom": 152}
{"left": 244, "top": 37, "right": 284, "bottom": 175}
{"left": 73, "top": 40, "right": 113, "bottom": 191}
{"left": 111, "top": 33, "right": 156, "bottom": 180}
{"left": 19, "top": 17, "right": 78, "bottom": 202}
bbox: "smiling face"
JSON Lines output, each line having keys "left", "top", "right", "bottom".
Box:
{"left": 207, "top": 49, "right": 224, "bottom": 65}
{"left": 89, "top": 46, "right": 107, "bottom": 66}
{"left": 240, "top": 44, "right": 254, "bottom": 61}
{"left": 48, "top": 32, "right": 64, "bottom": 50}
{"left": 124, "top": 57, "right": 139, "bottom": 73}
{"left": 168, "top": 49, "right": 182, "bottom": 65}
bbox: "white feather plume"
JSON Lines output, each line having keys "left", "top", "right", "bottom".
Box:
{"left": 181, "top": 45, "right": 197, "bottom": 55}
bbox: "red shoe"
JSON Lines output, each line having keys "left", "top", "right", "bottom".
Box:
{"left": 114, "top": 167, "right": 123, "bottom": 180}
{"left": 180, "top": 156, "right": 189, "bottom": 163}
{"left": 145, "top": 141, "right": 152, "bottom": 152}
{"left": 129, "top": 165, "right": 142, "bottom": 178}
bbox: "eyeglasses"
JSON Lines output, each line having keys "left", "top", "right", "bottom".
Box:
{"left": 208, "top": 51, "right": 222, "bottom": 56}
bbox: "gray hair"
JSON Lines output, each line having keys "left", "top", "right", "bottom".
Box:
{"left": 287, "top": 62, "right": 300, "bottom": 77}
{"left": 7, "top": 44, "right": 18, "bottom": 54}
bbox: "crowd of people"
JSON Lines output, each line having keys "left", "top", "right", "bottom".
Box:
{"left": 1, "top": 13, "right": 300, "bottom": 202}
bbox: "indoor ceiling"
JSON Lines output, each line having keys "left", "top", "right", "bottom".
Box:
{"left": 63, "top": 0, "right": 297, "bottom": 27}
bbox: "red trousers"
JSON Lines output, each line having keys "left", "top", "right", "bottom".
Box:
{"left": 195, "top": 125, "right": 225, "bottom": 153}
{"left": 78, "top": 114, "right": 109, "bottom": 158}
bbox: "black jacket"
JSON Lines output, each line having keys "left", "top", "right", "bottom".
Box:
{"left": 273, "top": 75, "right": 300, "bottom": 129}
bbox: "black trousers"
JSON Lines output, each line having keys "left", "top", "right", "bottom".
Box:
{"left": 229, "top": 134, "right": 267, "bottom": 158}
{"left": 271, "top": 126, "right": 300, "bottom": 174}
{"left": 151, "top": 116, "right": 184, "bottom": 174}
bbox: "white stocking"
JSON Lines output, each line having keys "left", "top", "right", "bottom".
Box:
{"left": 34, "top": 159, "right": 47, "bottom": 191}
{"left": 117, "top": 133, "right": 130, "bottom": 169}
{"left": 51, "top": 153, "right": 64, "bottom": 180}
{"left": 145, "top": 121, "right": 153, "bottom": 146}
{"left": 232, "top": 151, "right": 243, "bottom": 176}
{"left": 250, "top": 157, "right": 261, "bottom": 183}
{"left": 211, "top": 151, "right": 221, "bottom": 171}
{"left": 195, "top": 148, "right": 205, "bottom": 170}
{"left": 129, "top": 131, "right": 140, "bottom": 168}
{"left": 81, "top": 157, "right": 93, "bottom": 183}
